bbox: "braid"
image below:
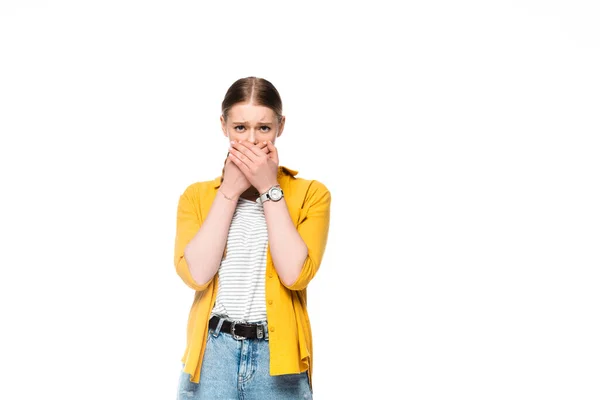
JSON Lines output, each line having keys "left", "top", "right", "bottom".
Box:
{"left": 220, "top": 150, "right": 229, "bottom": 261}
{"left": 220, "top": 150, "right": 229, "bottom": 187}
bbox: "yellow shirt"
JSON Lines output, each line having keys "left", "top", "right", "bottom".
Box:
{"left": 174, "top": 165, "right": 331, "bottom": 387}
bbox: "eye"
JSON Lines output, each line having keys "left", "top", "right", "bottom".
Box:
{"left": 259, "top": 126, "right": 271, "bottom": 132}
{"left": 234, "top": 125, "right": 245, "bottom": 132}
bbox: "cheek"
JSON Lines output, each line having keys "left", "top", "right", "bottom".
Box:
{"left": 226, "top": 131, "right": 241, "bottom": 139}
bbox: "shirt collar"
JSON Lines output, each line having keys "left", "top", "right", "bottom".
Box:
{"left": 212, "top": 165, "right": 298, "bottom": 188}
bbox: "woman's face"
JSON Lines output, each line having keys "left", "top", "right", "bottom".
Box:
{"left": 221, "top": 103, "right": 285, "bottom": 145}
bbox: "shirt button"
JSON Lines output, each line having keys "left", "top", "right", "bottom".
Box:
{"left": 270, "top": 326, "right": 275, "bottom": 332}
{"left": 268, "top": 299, "right": 273, "bottom": 305}
{"left": 269, "top": 273, "right": 273, "bottom": 278}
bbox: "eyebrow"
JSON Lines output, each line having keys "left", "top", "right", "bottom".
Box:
{"left": 232, "top": 121, "right": 273, "bottom": 125}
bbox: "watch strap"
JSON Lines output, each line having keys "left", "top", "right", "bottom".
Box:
{"left": 256, "top": 185, "right": 282, "bottom": 204}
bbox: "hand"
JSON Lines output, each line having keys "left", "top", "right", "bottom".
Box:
{"left": 228, "top": 140, "right": 279, "bottom": 194}
{"left": 221, "top": 141, "right": 270, "bottom": 197}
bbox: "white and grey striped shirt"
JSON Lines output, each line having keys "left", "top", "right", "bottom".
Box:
{"left": 210, "top": 197, "right": 268, "bottom": 323}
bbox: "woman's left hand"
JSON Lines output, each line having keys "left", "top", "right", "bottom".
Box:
{"left": 228, "top": 140, "right": 280, "bottom": 194}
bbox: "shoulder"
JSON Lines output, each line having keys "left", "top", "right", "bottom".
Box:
{"left": 178, "top": 177, "right": 219, "bottom": 200}
{"left": 291, "top": 176, "right": 329, "bottom": 192}
{"left": 287, "top": 175, "right": 331, "bottom": 205}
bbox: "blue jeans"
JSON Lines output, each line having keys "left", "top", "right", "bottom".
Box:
{"left": 176, "top": 318, "right": 313, "bottom": 399}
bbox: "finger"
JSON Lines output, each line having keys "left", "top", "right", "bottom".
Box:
{"left": 228, "top": 151, "right": 252, "bottom": 174}
{"left": 237, "top": 140, "right": 265, "bottom": 159}
{"left": 230, "top": 140, "right": 259, "bottom": 164}
{"left": 258, "top": 141, "right": 271, "bottom": 154}
{"left": 266, "top": 140, "right": 279, "bottom": 162}
{"left": 266, "top": 141, "right": 277, "bottom": 154}
{"left": 228, "top": 147, "right": 256, "bottom": 171}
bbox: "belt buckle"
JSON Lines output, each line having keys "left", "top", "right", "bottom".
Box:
{"left": 230, "top": 321, "right": 246, "bottom": 340}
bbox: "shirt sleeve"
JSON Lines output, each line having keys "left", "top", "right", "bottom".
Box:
{"left": 282, "top": 180, "right": 332, "bottom": 291}
{"left": 173, "top": 185, "right": 213, "bottom": 292}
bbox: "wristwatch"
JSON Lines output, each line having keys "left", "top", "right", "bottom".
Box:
{"left": 256, "top": 185, "right": 284, "bottom": 204}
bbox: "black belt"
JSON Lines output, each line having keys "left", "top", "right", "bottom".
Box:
{"left": 209, "top": 315, "right": 266, "bottom": 340}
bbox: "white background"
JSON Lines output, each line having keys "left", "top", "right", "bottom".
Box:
{"left": 1, "top": 1, "right": 599, "bottom": 399}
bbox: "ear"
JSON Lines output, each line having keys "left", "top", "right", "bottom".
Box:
{"left": 220, "top": 115, "right": 228, "bottom": 137}
{"left": 277, "top": 115, "right": 286, "bottom": 137}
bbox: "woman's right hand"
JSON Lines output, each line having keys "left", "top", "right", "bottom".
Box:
{"left": 221, "top": 141, "right": 270, "bottom": 198}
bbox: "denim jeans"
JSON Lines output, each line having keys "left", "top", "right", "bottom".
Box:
{"left": 176, "top": 317, "right": 313, "bottom": 399}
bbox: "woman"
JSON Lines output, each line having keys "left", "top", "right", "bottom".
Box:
{"left": 174, "top": 77, "right": 331, "bottom": 399}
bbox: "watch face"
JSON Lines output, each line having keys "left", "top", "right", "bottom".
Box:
{"left": 269, "top": 187, "right": 283, "bottom": 201}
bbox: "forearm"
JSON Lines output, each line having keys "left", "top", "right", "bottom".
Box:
{"left": 183, "top": 186, "right": 238, "bottom": 286}
{"left": 263, "top": 198, "right": 308, "bottom": 286}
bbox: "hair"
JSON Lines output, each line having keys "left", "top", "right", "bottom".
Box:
{"left": 219, "top": 77, "right": 284, "bottom": 260}
{"left": 221, "top": 76, "right": 283, "bottom": 123}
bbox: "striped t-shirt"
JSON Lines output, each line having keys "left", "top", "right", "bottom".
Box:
{"left": 210, "top": 197, "right": 268, "bottom": 323}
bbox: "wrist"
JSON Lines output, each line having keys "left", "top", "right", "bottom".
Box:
{"left": 257, "top": 182, "right": 280, "bottom": 195}
{"left": 219, "top": 185, "right": 239, "bottom": 201}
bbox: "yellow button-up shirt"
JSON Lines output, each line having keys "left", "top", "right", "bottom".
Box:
{"left": 174, "top": 165, "right": 331, "bottom": 388}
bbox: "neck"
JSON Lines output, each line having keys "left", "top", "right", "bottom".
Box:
{"left": 240, "top": 186, "right": 260, "bottom": 200}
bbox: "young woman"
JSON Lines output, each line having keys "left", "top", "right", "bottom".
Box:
{"left": 174, "top": 77, "right": 331, "bottom": 399}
